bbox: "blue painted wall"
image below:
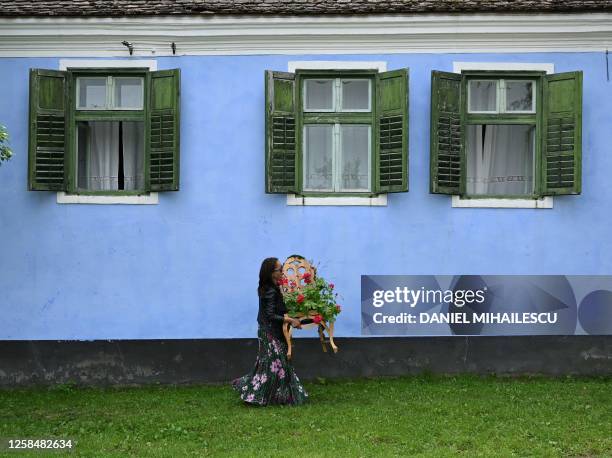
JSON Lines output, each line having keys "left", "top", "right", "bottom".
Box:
{"left": 0, "top": 52, "right": 610, "bottom": 339}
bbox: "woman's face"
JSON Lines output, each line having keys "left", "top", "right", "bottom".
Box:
{"left": 271, "top": 260, "right": 283, "bottom": 284}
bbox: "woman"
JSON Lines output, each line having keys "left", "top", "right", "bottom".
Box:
{"left": 231, "top": 257, "right": 309, "bottom": 406}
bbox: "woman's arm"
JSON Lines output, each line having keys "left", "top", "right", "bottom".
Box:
{"left": 263, "top": 288, "right": 286, "bottom": 324}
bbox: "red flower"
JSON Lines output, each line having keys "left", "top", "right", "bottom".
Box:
{"left": 289, "top": 280, "right": 296, "bottom": 288}
{"left": 313, "top": 314, "right": 322, "bottom": 324}
{"left": 297, "top": 294, "right": 305, "bottom": 304}
{"left": 302, "top": 272, "right": 312, "bottom": 280}
{"left": 277, "top": 277, "right": 288, "bottom": 286}
{"left": 336, "top": 304, "right": 341, "bottom": 312}
{"left": 304, "top": 277, "right": 312, "bottom": 284}
{"left": 329, "top": 283, "right": 335, "bottom": 289}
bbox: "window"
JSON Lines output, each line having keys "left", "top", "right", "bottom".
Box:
{"left": 265, "top": 69, "right": 409, "bottom": 197}
{"left": 28, "top": 68, "right": 180, "bottom": 195}
{"left": 430, "top": 70, "right": 582, "bottom": 200}
{"left": 302, "top": 77, "right": 372, "bottom": 193}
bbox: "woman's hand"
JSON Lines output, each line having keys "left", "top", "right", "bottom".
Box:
{"left": 290, "top": 318, "right": 302, "bottom": 329}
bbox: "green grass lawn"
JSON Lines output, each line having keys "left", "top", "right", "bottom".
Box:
{"left": 1, "top": 375, "right": 610, "bottom": 457}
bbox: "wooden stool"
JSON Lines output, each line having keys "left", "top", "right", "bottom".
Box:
{"left": 280, "top": 255, "right": 338, "bottom": 359}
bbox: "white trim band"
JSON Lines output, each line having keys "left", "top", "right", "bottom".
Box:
{"left": 59, "top": 59, "right": 157, "bottom": 71}
{"left": 0, "top": 13, "right": 610, "bottom": 57}
{"left": 287, "top": 194, "right": 388, "bottom": 206}
{"left": 451, "top": 196, "right": 553, "bottom": 209}
{"left": 57, "top": 192, "right": 159, "bottom": 205}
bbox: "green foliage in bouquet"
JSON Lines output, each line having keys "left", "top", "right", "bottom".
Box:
{"left": 0, "top": 125, "right": 13, "bottom": 166}
{"left": 282, "top": 272, "right": 341, "bottom": 323}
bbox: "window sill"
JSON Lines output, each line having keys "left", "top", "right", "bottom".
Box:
{"left": 56, "top": 192, "right": 159, "bottom": 205}
{"left": 451, "top": 195, "right": 553, "bottom": 209}
{"left": 287, "top": 194, "right": 387, "bottom": 206}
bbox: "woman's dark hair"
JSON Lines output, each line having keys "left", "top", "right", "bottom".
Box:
{"left": 258, "top": 257, "right": 280, "bottom": 297}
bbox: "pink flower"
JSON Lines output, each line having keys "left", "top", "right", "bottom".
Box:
{"left": 329, "top": 283, "right": 335, "bottom": 289}
{"left": 270, "top": 359, "right": 281, "bottom": 373}
{"left": 289, "top": 280, "right": 297, "bottom": 288}
{"left": 278, "top": 368, "right": 285, "bottom": 379}
{"left": 245, "top": 394, "right": 255, "bottom": 402}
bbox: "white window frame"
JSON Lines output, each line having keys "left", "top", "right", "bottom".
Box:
{"left": 57, "top": 59, "right": 158, "bottom": 205}
{"left": 452, "top": 61, "right": 555, "bottom": 209}
{"left": 467, "top": 78, "right": 536, "bottom": 114}
{"left": 503, "top": 79, "right": 536, "bottom": 114}
{"left": 467, "top": 79, "right": 499, "bottom": 114}
{"left": 76, "top": 76, "right": 145, "bottom": 111}
{"left": 339, "top": 78, "right": 372, "bottom": 113}
{"left": 302, "top": 123, "right": 372, "bottom": 193}
{"left": 303, "top": 78, "right": 336, "bottom": 112}
{"left": 287, "top": 61, "right": 387, "bottom": 207}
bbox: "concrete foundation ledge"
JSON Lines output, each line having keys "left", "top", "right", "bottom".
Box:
{"left": 0, "top": 336, "right": 610, "bottom": 387}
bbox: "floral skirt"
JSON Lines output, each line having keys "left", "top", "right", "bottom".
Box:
{"left": 231, "top": 327, "right": 309, "bottom": 406}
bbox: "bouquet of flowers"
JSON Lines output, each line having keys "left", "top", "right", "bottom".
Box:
{"left": 280, "top": 270, "right": 341, "bottom": 324}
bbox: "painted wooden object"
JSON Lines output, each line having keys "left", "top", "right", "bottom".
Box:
{"left": 280, "top": 255, "right": 338, "bottom": 359}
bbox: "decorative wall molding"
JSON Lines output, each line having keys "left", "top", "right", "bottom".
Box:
{"left": 287, "top": 194, "right": 388, "bottom": 206}
{"left": 57, "top": 192, "right": 159, "bottom": 205}
{"left": 59, "top": 59, "right": 157, "bottom": 71}
{"left": 451, "top": 196, "right": 553, "bottom": 209}
{"left": 0, "top": 13, "right": 610, "bottom": 57}
{"left": 288, "top": 60, "right": 387, "bottom": 72}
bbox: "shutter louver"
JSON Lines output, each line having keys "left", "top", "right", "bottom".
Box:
{"left": 265, "top": 71, "right": 297, "bottom": 193}
{"left": 430, "top": 71, "right": 463, "bottom": 194}
{"left": 28, "top": 69, "right": 68, "bottom": 191}
{"left": 148, "top": 69, "right": 180, "bottom": 191}
{"left": 542, "top": 71, "right": 582, "bottom": 195}
{"left": 376, "top": 69, "right": 408, "bottom": 193}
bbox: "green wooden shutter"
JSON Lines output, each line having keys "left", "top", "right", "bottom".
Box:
{"left": 265, "top": 71, "right": 297, "bottom": 193}
{"left": 147, "top": 69, "right": 180, "bottom": 191}
{"left": 542, "top": 71, "right": 582, "bottom": 195}
{"left": 376, "top": 69, "right": 408, "bottom": 193}
{"left": 28, "top": 69, "right": 68, "bottom": 191}
{"left": 430, "top": 71, "right": 463, "bottom": 194}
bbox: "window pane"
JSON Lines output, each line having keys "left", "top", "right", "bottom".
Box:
{"left": 506, "top": 81, "right": 534, "bottom": 112}
{"left": 469, "top": 80, "right": 497, "bottom": 112}
{"left": 77, "top": 121, "right": 144, "bottom": 191}
{"left": 304, "top": 125, "right": 333, "bottom": 190}
{"left": 304, "top": 79, "right": 334, "bottom": 111}
{"left": 341, "top": 80, "right": 370, "bottom": 111}
{"left": 114, "top": 77, "right": 144, "bottom": 109}
{"left": 339, "top": 125, "right": 370, "bottom": 191}
{"left": 77, "top": 77, "right": 107, "bottom": 109}
{"left": 466, "top": 124, "right": 535, "bottom": 196}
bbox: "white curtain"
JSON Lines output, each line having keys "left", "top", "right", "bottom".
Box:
{"left": 88, "top": 121, "right": 119, "bottom": 190}
{"left": 340, "top": 125, "right": 369, "bottom": 191}
{"left": 467, "top": 125, "right": 534, "bottom": 195}
{"left": 122, "top": 121, "right": 144, "bottom": 190}
{"left": 304, "top": 125, "right": 333, "bottom": 190}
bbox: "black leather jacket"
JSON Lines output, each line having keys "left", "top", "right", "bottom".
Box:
{"left": 257, "top": 286, "right": 288, "bottom": 340}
